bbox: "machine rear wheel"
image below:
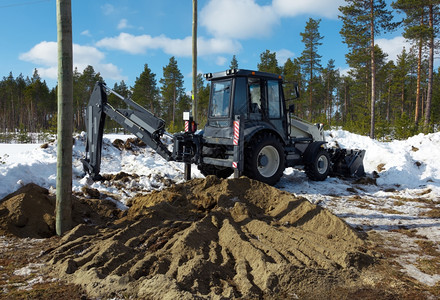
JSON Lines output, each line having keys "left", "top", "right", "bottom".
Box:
{"left": 244, "top": 133, "right": 285, "bottom": 185}
{"left": 305, "top": 148, "right": 331, "bottom": 181}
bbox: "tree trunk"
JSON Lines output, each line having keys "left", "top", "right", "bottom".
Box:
{"left": 309, "top": 66, "right": 313, "bottom": 121}
{"left": 344, "top": 80, "right": 348, "bottom": 122}
{"left": 369, "top": 0, "right": 376, "bottom": 139}
{"left": 424, "top": 3, "right": 434, "bottom": 132}
{"left": 401, "top": 83, "right": 405, "bottom": 117}
{"left": 415, "top": 16, "right": 423, "bottom": 125}
{"left": 387, "top": 83, "right": 391, "bottom": 122}
{"left": 172, "top": 88, "right": 176, "bottom": 125}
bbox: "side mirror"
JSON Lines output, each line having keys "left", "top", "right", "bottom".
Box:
{"left": 294, "top": 83, "right": 300, "bottom": 98}
{"left": 289, "top": 104, "right": 295, "bottom": 114}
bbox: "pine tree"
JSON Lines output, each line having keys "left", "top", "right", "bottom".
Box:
{"left": 431, "top": 67, "right": 440, "bottom": 125}
{"left": 299, "top": 18, "right": 324, "bottom": 121}
{"left": 132, "top": 64, "right": 160, "bottom": 115}
{"left": 230, "top": 55, "right": 239, "bottom": 69}
{"left": 160, "top": 57, "right": 185, "bottom": 129}
{"left": 339, "top": 0, "right": 396, "bottom": 139}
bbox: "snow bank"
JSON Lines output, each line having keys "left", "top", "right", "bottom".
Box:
{"left": 1, "top": 130, "right": 439, "bottom": 200}
{"left": 327, "top": 130, "right": 440, "bottom": 191}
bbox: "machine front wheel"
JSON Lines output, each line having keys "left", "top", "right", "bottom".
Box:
{"left": 305, "top": 148, "right": 331, "bottom": 181}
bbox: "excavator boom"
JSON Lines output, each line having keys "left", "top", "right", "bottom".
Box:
{"left": 82, "top": 82, "right": 174, "bottom": 180}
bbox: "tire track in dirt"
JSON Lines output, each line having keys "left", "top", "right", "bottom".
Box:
{"left": 46, "top": 176, "right": 373, "bottom": 299}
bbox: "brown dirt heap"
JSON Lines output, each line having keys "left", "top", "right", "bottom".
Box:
{"left": 0, "top": 183, "right": 121, "bottom": 238}
{"left": 47, "top": 176, "right": 373, "bottom": 299}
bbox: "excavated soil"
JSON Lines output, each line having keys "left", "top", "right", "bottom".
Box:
{"left": 0, "top": 183, "right": 122, "bottom": 238}
{"left": 44, "top": 176, "right": 374, "bottom": 299}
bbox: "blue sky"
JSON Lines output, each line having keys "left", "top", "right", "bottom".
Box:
{"left": 0, "top": 0, "right": 416, "bottom": 93}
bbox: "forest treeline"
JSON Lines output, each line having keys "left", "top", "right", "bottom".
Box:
{"left": 0, "top": 0, "right": 439, "bottom": 142}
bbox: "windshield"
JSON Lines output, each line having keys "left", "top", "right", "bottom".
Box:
{"left": 210, "top": 80, "right": 231, "bottom": 118}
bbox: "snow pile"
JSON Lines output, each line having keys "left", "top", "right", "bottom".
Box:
{"left": 327, "top": 130, "right": 440, "bottom": 189}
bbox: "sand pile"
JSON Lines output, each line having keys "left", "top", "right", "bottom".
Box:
{"left": 0, "top": 183, "right": 121, "bottom": 238}
{"left": 47, "top": 176, "right": 373, "bottom": 299}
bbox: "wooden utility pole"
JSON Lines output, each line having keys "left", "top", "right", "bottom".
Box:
{"left": 192, "top": 0, "right": 198, "bottom": 122}
{"left": 184, "top": 0, "right": 197, "bottom": 181}
{"left": 56, "top": 0, "right": 73, "bottom": 235}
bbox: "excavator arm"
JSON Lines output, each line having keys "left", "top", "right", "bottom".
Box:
{"left": 82, "top": 82, "right": 174, "bottom": 180}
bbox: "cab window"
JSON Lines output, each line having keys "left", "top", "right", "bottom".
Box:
{"left": 210, "top": 80, "right": 231, "bottom": 118}
{"left": 267, "top": 80, "right": 281, "bottom": 118}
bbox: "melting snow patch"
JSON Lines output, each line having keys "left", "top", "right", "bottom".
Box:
{"left": 400, "top": 263, "right": 440, "bottom": 287}
{"left": 13, "top": 263, "right": 44, "bottom": 277}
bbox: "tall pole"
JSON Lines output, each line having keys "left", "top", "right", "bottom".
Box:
{"left": 56, "top": 0, "right": 73, "bottom": 235}
{"left": 192, "top": 0, "right": 197, "bottom": 122}
{"left": 184, "top": 0, "right": 198, "bottom": 181}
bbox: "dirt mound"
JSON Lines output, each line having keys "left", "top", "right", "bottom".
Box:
{"left": 0, "top": 183, "right": 122, "bottom": 238}
{"left": 112, "top": 137, "right": 146, "bottom": 151}
{"left": 47, "top": 176, "right": 373, "bottom": 299}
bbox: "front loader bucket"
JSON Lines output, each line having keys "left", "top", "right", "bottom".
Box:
{"left": 330, "top": 148, "right": 366, "bottom": 178}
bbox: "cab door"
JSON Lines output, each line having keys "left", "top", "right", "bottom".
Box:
{"left": 266, "top": 80, "right": 287, "bottom": 140}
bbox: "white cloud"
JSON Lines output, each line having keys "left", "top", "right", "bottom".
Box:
{"left": 19, "top": 41, "right": 57, "bottom": 66}
{"left": 38, "top": 66, "right": 57, "bottom": 79}
{"left": 200, "top": 0, "right": 278, "bottom": 39}
{"left": 81, "top": 30, "right": 91, "bottom": 37}
{"left": 276, "top": 49, "right": 294, "bottom": 65}
{"left": 376, "top": 36, "right": 411, "bottom": 63}
{"left": 338, "top": 67, "right": 351, "bottom": 77}
{"left": 117, "top": 19, "right": 131, "bottom": 30}
{"left": 19, "top": 41, "right": 126, "bottom": 81}
{"left": 272, "top": 0, "right": 345, "bottom": 19}
{"left": 101, "top": 4, "right": 115, "bottom": 16}
{"left": 199, "top": 0, "right": 346, "bottom": 40}
{"left": 216, "top": 56, "right": 227, "bottom": 66}
{"left": 96, "top": 33, "right": 242, "bottom": 57}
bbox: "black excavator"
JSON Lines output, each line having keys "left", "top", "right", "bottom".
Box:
{"left": 82, "top": 69, "right": 365, "bottom": 185}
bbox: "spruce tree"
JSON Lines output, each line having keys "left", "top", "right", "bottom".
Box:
{"left": 160, "top": 57, "right": 185, "bottom": 129}
{"left": 230, "top": 55, "right": 239, "bottom": 69}
{"left": 132, "top": 64, "right": 160, "bottom": 115}
{"left": 257, "top": 50, "right": 281, "bottom": 74}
